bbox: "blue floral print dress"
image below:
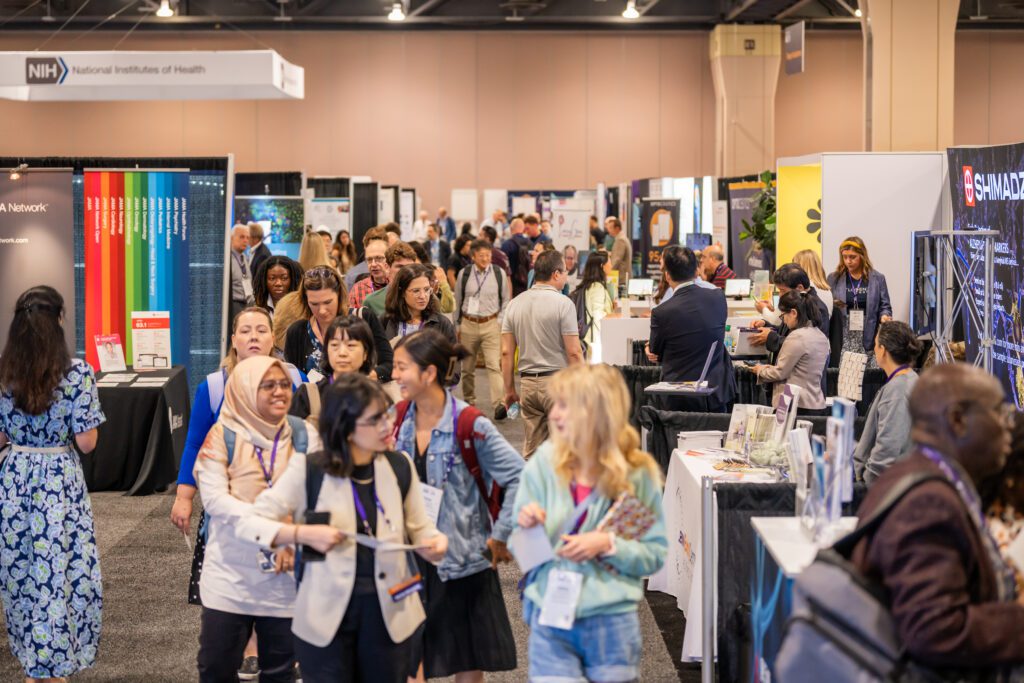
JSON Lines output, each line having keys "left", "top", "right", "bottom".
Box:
{"left": 0, "top": 358, "right": 105, "bottom": 678}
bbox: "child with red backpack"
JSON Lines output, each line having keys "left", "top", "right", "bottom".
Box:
{"left": 391, "top": 329, "right": 525, "bottom": 682}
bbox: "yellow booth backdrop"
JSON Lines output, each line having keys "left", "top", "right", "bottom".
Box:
{"left": 776, "top": 163, "right": 822, "bottom": 263}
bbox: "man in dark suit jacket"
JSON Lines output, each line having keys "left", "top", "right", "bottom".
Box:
{"left": 648, "top": 245, "right": 732, "bottom": 412}
{"left": 425, "top": 223, "right": 452, "bottom": 268}
{"left": 247, "top": 222, "right": 272, "bottom": 279}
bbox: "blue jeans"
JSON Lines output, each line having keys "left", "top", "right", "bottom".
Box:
{"left": 525, "top": 600, "right": 641, "bottom": 683}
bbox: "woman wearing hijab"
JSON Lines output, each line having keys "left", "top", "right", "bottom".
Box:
{"left": 193, "top": 356, "right": 321, "bottom": 682}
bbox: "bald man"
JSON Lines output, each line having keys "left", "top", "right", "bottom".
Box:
{"left": 701, "top": 244, "right": 735, "bottom": 289}
{"left": 228, "top": 223, "right": 254, "bottom": 328}
{"left": 849, "top": 363, "right": 1024, "bottom": 672}
{"left": 501, "top": 217, "right": 532, "bottom": 296}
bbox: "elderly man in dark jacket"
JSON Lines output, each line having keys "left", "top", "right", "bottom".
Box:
{"left": 851, "top": 363, "right": 1024, "bottom": 674}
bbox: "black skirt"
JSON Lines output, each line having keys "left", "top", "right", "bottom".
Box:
{"left": 410, "top": 559, "right": 517, "bottom": 678}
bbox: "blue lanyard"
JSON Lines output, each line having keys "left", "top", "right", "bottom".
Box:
{"left": 471, "top": 267, "right": 489, "bottom": 298}
{"left": 400, "top": 321, "right": 422, "bottom": 337}
{"left": 253, "top": 426, "right": 283, "bottom": 486}
{"left": 847, "top": 274, "right": 864, "bottom": 309}
{"left": 350, "top": 479, "right": 395, "bottom": 536}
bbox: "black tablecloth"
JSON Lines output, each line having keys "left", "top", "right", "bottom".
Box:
{"left": 81, "top": 366, "right": 191, "bottom": 495}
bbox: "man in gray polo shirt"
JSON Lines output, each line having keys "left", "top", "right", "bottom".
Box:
{"left": 501, "top": 250, "right": 584, "bottom": 457}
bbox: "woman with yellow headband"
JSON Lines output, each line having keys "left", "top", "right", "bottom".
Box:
{"left": 827, "top": 236, "right": 892, "bottom": 363}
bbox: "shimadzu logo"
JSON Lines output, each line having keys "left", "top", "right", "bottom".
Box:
{"left": 0, "top": 203, "right": 49, "bottom": 212}
{"left": 25, "top": 57, "right": 68, "bottom": 84}
{"left": 962, "top": 164, "right": 1024, "bottom": 205}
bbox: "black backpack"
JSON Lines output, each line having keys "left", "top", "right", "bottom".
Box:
{"left": 511, "top": 236, "right": 531, "bottom": 290}
{"left": 568, "top": 286, "right": 592, "bottom": 351}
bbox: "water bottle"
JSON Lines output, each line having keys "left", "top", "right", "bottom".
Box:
{"left": 724, "top": 325, "right": 734, "bottom": 354}
{"left": 507, "top": 402, "right": 521, "bottom": 420}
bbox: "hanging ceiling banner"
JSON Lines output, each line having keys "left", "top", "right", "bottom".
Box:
{"left": 0, "top": 50, "right": 304, "bottom": 101}
{"left": 784, "top": 21, "right": 805, "bottom": 75}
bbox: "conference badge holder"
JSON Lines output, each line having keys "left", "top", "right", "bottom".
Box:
{"left": 388, "top": 572, "right": 424, "bottom": 602}
{"left": 420, "top": 483, "right": 443, "bottom": 526}
{"left": 538, "top": 569, "right": 583, "bottom": 630}
{"left": 849, "top": 309, "right": 865, "bottom": 332}
{"left": 257, "top": 549, "right": 278, "bottom": 574}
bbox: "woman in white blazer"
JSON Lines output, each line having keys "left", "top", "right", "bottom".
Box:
{"left": 238, "top": 373, "right": 448, "bottom": 683}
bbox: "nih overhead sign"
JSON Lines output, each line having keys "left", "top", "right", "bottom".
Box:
{"left": 0, "top": 50, "right": 304, "bottom": 101}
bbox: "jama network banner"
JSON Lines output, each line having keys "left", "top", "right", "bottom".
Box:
{"left": 83, "top": 170, "right": 189, "bottom": 370}
{"left": 947, "top": 143, "right": 1024, "bottom": 406}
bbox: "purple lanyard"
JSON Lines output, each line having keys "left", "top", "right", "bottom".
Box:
{"left": 471, "top": 267, "right": 488, "bottom": 296}
{"left": 253, "top": 426, "right": 284, "bottom": 487}
{"left": 847, "top": 274, "right": 864, "bottom": 309}
{"left": 568, "top": 481, "right": 591, "bottom": 534}
{"left": 886, "top": 364, "right": 910, "bottom": 383}
{"left": 350, "top": 480, "right": 393, "bottom": 536}
{"left": 918, "top": 446, "right": 983, "bottom": 523}
{"left": 400, "top": 321, "right": 422, "bottom": 337}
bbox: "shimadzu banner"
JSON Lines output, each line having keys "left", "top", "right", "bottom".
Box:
{"left": 0, "top": 169, "right": 75, "bottom": 350}
{"left": 948, "top": 142, "right": 1024, "bottom": 406}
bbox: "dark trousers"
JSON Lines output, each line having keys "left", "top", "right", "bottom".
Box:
{"left": 294, "top": 583, "right": 412, "bottom": 683}
{"left": 197, "top": 607, "right": 294, "bottom": 683}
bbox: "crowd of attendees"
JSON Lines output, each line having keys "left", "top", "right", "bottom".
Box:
{"left": 2, "top": 206, "right": 1024, "bottom": 682}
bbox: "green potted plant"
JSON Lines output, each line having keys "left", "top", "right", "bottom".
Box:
{"left": 739, "top": 169, "right": 776, "bottom": 253}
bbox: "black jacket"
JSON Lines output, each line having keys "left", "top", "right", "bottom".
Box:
{"left": 381, "top": 311, "right": 457, "bottom": 346}
{"left": 649, "top": 282, "right": 732, "bottom": 411}
{"left": 249, "top": 242, "right": 272, "bottom": 280}
{"left": 283, "top": 307, "right": 393, "bottom": 382}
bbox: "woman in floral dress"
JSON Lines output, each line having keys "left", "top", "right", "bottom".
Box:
{"left": 0, "top": 286, "right": 105, "bottom": 682}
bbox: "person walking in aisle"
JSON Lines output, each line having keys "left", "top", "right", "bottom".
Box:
{"left": 572, "top": 251, "right": 615, "bottom": 361}
{"left": 478, "top": 225, "right": 510, "bottom": 275}
{"left": 252, "top": 256, "right": 303, "bottom": 321}
{"left": 229, "top": 224, "right": 255, "bottom": 327}
{"left": 0, "top": 286, "right": 105, "bottom": 682}
{"left": 382, "top": 264, "right": 457, "bottom": 346}
{"left": 193, "top": 356, "right": 318, "bottom": 682}
{"left": 332, "top": 230, "right": 358, "bottom": 275}
{"left": 437, "top": 207, "right": 457, "bottom": 242}
{"left": 424, "top": 224, "right": 451, "bottom": 269}
{"left": 391, "top": 330, "right": 523, "bottom": 682}
{"left": 447, "top": 235, "right": 474, "bottom": 290}
{"left": 361, "top": 241, "right": 419, "bottom": 316}
{"left": 514, "top": 364, "right": 667, "bottom": 683}
{"left": 238, "top": 375, "right": 448, "bottom": 682}
{"left": 854, "top": 321, "right": 922, "bottom": 483}
{"left": 248, "top": 222, "right": 272, "bottom": 277}
{"left": 348, "top": 228, "right": 392, "bottom": 308}
{"left": 501, "top": 250, "right": 584, "bottom": 457}
{"left": 606, "top": 216, "right": 631, "bottom": 292}
{"left": 501, "top": 218, "right": 532, "bottom": 296}
{"left": 289, "top": 315, "right": 376, "bottom": 424}
{"left": 282, "top": 266, "right": 392, "bottom": 383}
{"left": 455, "top": 240, "right": 510, "bottom": 420}
{"left": 828, "top": 236, "right": 892, "bottom": 361}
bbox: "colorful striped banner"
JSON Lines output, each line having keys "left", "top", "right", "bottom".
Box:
{"left": 84, "top": 170, "right": 190, "bottom": 370}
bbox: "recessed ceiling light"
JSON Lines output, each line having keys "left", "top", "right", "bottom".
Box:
{"left": 622, "top": 0, "right": 640, "bottom": 19}
{"left": 155, "top": 0, "right": 174, "bottom": 18}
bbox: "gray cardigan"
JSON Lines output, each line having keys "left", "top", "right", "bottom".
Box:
{"left": 757, "top": 326, "right": 831, "bottom": 410}
{"left": 854, "top": 370, "right": 918, "bottom": 484}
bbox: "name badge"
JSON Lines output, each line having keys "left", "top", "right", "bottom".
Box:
{"left": 241, "top": 278, "right": 254, "bottom": 301}
{"left": 307, "top": 369, "right": 325, "bottom": 384}
{"left": 849, "top": 309, "right": 865, "bottom": 332}
{"left": 420, "top": 483, "right": 444, "bottom": 526}
{"left": 257, "top": 549, "right": 277, "bottom": 574}
{"left": 538, "top": 569, "right": 584, "bottom": 630}
{"left": 466, "top": 297, "right": 481, "bottom": 316}
{"left": 388, "top": 573, "right": 424, "bottom": 602}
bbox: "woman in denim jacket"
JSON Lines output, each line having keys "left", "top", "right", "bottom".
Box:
{"left": 391, "top": 329, "right": 524, "bottom": 683}
{"left": 514, "top": 363, "right": 667, "bottom": 683}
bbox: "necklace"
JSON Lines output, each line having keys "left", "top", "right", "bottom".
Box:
{"left": 352, "top": 475, "right": 374, "bottom": 484}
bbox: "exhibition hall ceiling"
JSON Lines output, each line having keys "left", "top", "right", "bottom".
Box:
{"left": 1, "top": 0, "right": 1022, "bottom": 30}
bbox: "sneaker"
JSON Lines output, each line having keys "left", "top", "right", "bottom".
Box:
{"left": 238, "top": 656, "right": 260, "bottom": 681}
{"left": 493, "top": 404, "right": 508, "bottom": 421}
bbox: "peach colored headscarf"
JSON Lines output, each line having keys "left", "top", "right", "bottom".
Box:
{"left": 219, "top": 355, "right": 292, "bottom": 450}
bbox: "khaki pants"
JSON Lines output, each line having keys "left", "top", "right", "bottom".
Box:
{"left": 520, "top": 375, "right": 553, "bottom": 458}
{"left": 459, "top": 318, "right": 503, "bottom": 410}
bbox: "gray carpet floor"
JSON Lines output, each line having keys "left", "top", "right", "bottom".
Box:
{"left": 0, "top": 370, "right": 693, "bottom": 681}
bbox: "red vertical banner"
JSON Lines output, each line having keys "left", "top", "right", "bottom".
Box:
{"left": 100, "top": 172, "right": 111, "bottom": 339}
{"left": 84, "top": 172, "right": 102, "bottom": 370}
{"left": 110, "top": 172, "right": 126, "bottom": 350}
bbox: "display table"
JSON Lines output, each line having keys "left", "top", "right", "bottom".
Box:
{"left": 82, "top": 366, "right": 191, "bottom": 495}
{"left": 647, "top": 448, "right": 776, "bottom": 661}
{"left": 750, "top": 517, "right": 857, "bottom": 682}
{"left": 600, "top": 317, "right": 652, "bottom": 365}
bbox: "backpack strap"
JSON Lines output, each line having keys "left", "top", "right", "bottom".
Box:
{"left": 457, "top": 268, "right": 470, "bottom": 324}
{"left": 207, "top": 368, "right": 227, "bottom": 414}
{"left": 493, "top": 265, "right": 505, "bottom": 310}
{"left": 455, "top": 405, "right": 500, "bottom": 521}
{"left": 832, "top": 471, "right": 948, "bottom": 557}
{"left": 390, "top": 400, "right": 413, "bottom": 444}
{"left": 286, "top": 415, "right": 309, "bottom": 454}
{"left": 222, "top": 425, "right": 237, "bottom": 466}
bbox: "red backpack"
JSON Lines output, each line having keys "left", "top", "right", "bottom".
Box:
{"left": 392, "top": 400, "right": 503, "bottom": 522}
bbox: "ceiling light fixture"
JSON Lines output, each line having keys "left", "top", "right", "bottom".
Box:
{"left": 41, "top": 0, "right": 55, "bottom": 21}
{"left": 155, "top": 0, "right": 174, "bottom": 18}
{"left": 622, "top": 0, "right": 639, "bottom": 19}
{"left": 388, "top": 2, "right": 406, "bottom": 21}
{"left": 9, "top": 164, "right": 27, "bottom": 181}
{"left": 854, "top": 8, "right": 862, "bottom": 17}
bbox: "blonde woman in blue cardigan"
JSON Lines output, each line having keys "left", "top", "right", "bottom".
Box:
{"left": 514, "top": 363, "right": 667, "bottom": 683}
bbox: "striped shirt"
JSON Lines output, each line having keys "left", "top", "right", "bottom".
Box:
{"left": 712, "top": 263, "right": 736, "bottom": 289}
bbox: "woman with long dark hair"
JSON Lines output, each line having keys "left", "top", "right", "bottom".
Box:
{"left": 239, "top": 374, "right": 448, "bottom": 681}
{"left": 282, "top": 266, "right": 393, "bottom": 384}
{"left": 253, "top": 256, "right": 303, "bottom": 319}
{"left": 290, "top": 315, "right": 376, "bottom": 423}
{"left": 0, "top": 286, "right": 106, "bottom": 682}
{"left": 572, "top": 251, "right": 614, "bottom": 360}
{"left": 332, "top": 230, "right": 358, "bottom": 274}
{"left": 382, "top": 264, "right": 457, "bottom": 346}
{"left": 391, "top": 329, "right": 523, "bottom": 682}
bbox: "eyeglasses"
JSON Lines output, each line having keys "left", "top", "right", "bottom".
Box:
{"left": 303, "top": 267, "right": 340, "bottom": 288}
{"left": 356, "top": 406, "right": 396, "bottom": 430}
{"left": 366, "top": 256, "right": 387, "bottom": 264}
{"left": 258, "top": 379, "right": 291, "bottom": 392}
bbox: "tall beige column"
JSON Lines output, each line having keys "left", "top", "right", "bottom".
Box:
{"left": 861, "top": 0, "right": 959, "bottom": 151}
{"left": 710, "top": 25, "right": 782, "bottom": 177}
